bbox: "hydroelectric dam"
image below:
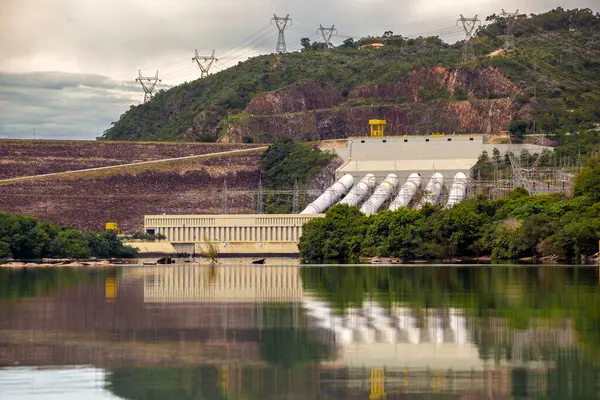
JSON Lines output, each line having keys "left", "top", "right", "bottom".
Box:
{"left": 142, "top": 124, "right": 549, "bottom": 256}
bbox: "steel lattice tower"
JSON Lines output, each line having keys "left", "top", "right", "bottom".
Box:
{"left": 192, "top": 49, "right": 217, "bottom": 78}
{"left": 272, "top": 14, "right": 292, "bottom": 53}
{"left": 135, "top": 70, "right": 161, "bottom": 103}
{"left": 256, "top": 179, "right": 264, "bottom": 214}
{"left": 221, "top": 180, "right": 228, "bottom": 215}
{"left": 317, "top": 24, "right": 338, "bottom": 50}
{"left": 292, "top": 179, "right": 300, "bottom": 213}
{"left": 457, "top": 15, "right": 480, "bottom": 63}
{"left": 501, "top": 9, "right": 519, "bottom": 52}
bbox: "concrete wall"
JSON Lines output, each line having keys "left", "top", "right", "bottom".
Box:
{"left": 144, "top": 214, "right": 324, "bottom": 255}
{"left": 345, "top": 135, "right": 549, "bottom": 163}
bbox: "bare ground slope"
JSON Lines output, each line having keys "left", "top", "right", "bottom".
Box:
{"left": 1, "top": 150, "right": 263, "bottom": 232}
{"left": 0, "top": 140, "right": 262, "bottom": 179}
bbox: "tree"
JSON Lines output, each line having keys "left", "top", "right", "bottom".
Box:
{"left": 300, "top": 37, "right": 311, "bottom": 51}
{"left": 508, "top": 120, "right": 529, "bottom": 140}
{"left": 340, "top": 38, "right": 357, "bottom": 48}
{"left": 573, "top": 155, "right": 600, "bottom": 202}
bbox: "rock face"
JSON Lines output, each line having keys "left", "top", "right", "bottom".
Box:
{"left": 245, "top": 81, "right": 344, "bottom": 115}
{"left": 222, "top": 66, "right": 523, "bottom": 143}
{"left": 223, "top": 100, "right": 517, "bottom": 143}
{"left": 348, "top": 66, "right": 521, "bottom": 102}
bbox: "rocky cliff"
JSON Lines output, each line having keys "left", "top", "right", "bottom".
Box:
{"left": 221, "top": 67, "right": 521, "bottom": 143}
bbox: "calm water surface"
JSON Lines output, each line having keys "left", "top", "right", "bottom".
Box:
{"left": 1, "top": 264, "right": 599, "bottom": 399}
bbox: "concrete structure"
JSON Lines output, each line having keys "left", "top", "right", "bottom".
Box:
{"left": 336, "top": 135, "right": 549, "bottom": 187}
{"left": 144, "top": 214, "right": 323, "bottom": 255}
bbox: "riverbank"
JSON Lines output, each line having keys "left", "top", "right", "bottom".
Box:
{"left": 1, "top": 256, "right": 301, "bottom": 268}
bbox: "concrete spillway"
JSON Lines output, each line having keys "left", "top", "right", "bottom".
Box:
{"left": 338, "top": 174, "right": 376, "bottom": 207}
{"left": 416, "top": 173, "right": 444, "bottom": 209}
{"left": 389, "top": 173, "right": 421, "bottom": 211}
{"left": 446, "top": 172, "right": 468, "bottom": 208}
{"left": 301, "top": 174, "right": 354, "bottom": 214}
{"left": 360, "top": 174, "right": 399, "bottom": 215}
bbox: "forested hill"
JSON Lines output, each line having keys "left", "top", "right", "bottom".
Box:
{"left": 102, "top": 8, "right": 600, "bottom": 143}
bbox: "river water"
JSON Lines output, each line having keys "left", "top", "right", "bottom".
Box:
{"left": 0, "top": 264, "right": 599, "bottom": 399}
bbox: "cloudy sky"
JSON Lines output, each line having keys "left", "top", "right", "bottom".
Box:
{"left": 0, "top": 0, "right": 597, "bottom": 140}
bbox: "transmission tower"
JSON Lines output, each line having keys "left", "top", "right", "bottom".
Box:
{"left": 501, "top": 9, "right": 519, "bottom": 52}
{"left": 135, "top": 70, "right": 161, "bottom": 103}
{"left": 292, "top": 179, "right": 300, "bottom": 213}
{"left": 457, "top": 15, "right": 480, "bottom": 63}
{"left": 221, "top": 180, "right": 228, "bottom": 215}
{"left": 192, "top": 49, "right": 217, "bottom": 78}
{"left": 317, "top": 24, "right": 338, "bottom": 50}
{"left": 272, "top": 14, "right": 292, "bottom": 53}
{"left": 256, "top": 179, "right": 264, "bottom": 214}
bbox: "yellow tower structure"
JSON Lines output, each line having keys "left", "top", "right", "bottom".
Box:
{"left": 369, "top": 119, "right": 386, "bottom": 137}
{"left": 105, "top": 222, "right": 121, "bottom": 235}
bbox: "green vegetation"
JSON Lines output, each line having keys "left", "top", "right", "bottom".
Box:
{"left": 0, "top": 212, "right": 138, "bottom": 260}
{"left": 0, "top": 268, "right": 114, "bottom": 300}
{"left": 102, "top": 8, "right": 600, "bottom": 143}
{"left": 128, "top": 231, "right": 167, "bottom": 241}
{"left": 261, "top": 141, "right": 334, "bottom": 189}
{"left": 260, "top": 140, "right": 335, "bottom": 213}
{"left": 300, "top": 157, "right": 600, "bottom": 262}
{"left": 477, "top": 9, "right": 600, "bottom": 139}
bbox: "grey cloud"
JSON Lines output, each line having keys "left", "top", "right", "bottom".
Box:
{"left": 0, "top": 71, "right": 141, "bottom": 139}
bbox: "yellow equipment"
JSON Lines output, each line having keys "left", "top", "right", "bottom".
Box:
{"left": 106, "top": 222, "right": 121, "bottom": 235}
{"left": 369, "top": 119, "right": 386, "bottom": 137}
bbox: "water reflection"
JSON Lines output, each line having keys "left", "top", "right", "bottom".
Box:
{"left": 0, "top": 265, "right": 599, "bottom": 399}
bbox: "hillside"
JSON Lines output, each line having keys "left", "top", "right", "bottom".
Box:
{"left": 0, "top": 149, "right": 264, "bottom": 232}
{"left": 0, "top": 140, "right": 262, "bottom": 179}
{"left": 102, "top": 8, "right": 600, "bottom": 144}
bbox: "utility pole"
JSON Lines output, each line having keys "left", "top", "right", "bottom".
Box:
{"left": 192, "top": 49, "right": 217, "bottom": 78}
{"left": 292, "top": 179, "right": 300, "bottom": 213}
{"left": 317, "top": 24, "right": 338, "bottom": 50}
{"left": 135, "top": 70, "right": 161, "bottom": 103}
{"left": 256, "top": 179, "right": 264, "bottom": 214}
{"left": 221, "top": 180, "right": 228, "bottom": 215}
{"left": 272, "top": 14, "right": 292, "bottom": 53}
{"left": 501, "top": 9, "right": 519, "bottom": 52}
{"left": 457, "top": 14, "right": 480, "bottom": 63}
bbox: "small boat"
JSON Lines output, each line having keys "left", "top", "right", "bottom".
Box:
{"left": 251, "top": 258, "right": 266, "bottom": 265}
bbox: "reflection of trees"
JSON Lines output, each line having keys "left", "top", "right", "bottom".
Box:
{"left": 258, "top": 304, "right": 333, "bottom": 368}
{"left": 0, "top": 267, "right": 114, "bottom": 301}
{"left": 106, "top": 367, "right": 223, "bottom": 400}
{"left": 106, "top": 364, "right": 321, "bottom": 400}
{"left": 260, "top": 328, "right": 331, "bottom": 368}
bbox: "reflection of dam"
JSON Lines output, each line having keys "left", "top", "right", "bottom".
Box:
{"left": 123, "top": 265, "right": 304, "bottom": 303}
{"left": 303, "top": 297, "right": 483, "bottom": 370}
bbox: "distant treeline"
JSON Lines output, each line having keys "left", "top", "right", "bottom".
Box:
{"left": 299, "top": 155, "right": 600, "bottom": 263}
{"left": 0, "top": 213, "right": 138, "bottom": 260}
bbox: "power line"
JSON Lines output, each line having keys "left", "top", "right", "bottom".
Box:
{"left": 272, "top": 14, "right": 292, "bottom": 53}
{"left": 216, "top": 24, "right": 272, "bottom": 59}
